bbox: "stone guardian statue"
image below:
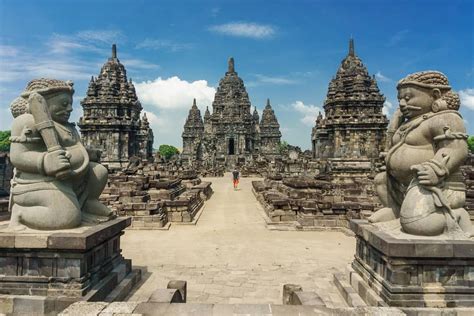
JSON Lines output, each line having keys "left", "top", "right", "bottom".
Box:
{"left": 8, "top": 78, "right": 114, "bottom": 230}
{"left": 369, "top": 71, "right": 472, "bottom": 237}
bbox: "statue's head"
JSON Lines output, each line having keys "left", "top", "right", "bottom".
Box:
{"left": 396, "top": 71, "right": 460, "bottom": 119}
{"left": 11, "top": 78, "right": 75, "bottom": 124}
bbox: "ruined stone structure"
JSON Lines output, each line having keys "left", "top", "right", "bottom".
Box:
{"left": 253, "top": 39, "right": 387, "bottom": 229}
{"left": 0, "top": 153, "right": 11, "bottom": 217}
{"left": 100, "top": 160, "right": 213, "bottom": 228}
{"left": 181, "top": 58, "right": 281, "bottom": 166}
{"left": 78, "top": 45, "right": 154, "bottom": 169}
{"left": 260, "top": 99, "right": 282, "bottom": 156}
{"left": 181, "top": 99, "right": 204, "bottom": 161}
{"left": 0, "top": 153, "right": 12, "bottom": 196}
{"left": 311, "top": 39, "right": 388, "bottom": 161}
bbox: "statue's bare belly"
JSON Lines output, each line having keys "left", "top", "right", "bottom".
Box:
{"left": 387, "top": 143, "right": 435, "bottom": 186}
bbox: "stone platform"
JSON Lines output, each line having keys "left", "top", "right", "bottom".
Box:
{"left": 343, "top": 219, "right": 474, "bottom": 308}
{"left": 0, "top": 217, "right": 141, "bottom": 315}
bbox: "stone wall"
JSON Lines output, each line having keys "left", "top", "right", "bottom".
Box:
{"left": 0, "top": 153, "right": 13, "bottom": 195}
{"left": 462, "top": 153, "right": 474, "bottom": 219}
{"left": 253, "top": 171, "right": 378, "bottom": 229}
{"left": 100, "top": 162, "right": 213, "bottom": 228}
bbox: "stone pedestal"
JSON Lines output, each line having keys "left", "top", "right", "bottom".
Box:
{"left": 348, "top": 219, "right": 474, "bottom": 308}
{"left": 0, "top": 217, "right": 140, "bottom": 314}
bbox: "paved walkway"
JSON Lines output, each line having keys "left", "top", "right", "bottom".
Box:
{"left": 123, "top": 174, "right": 355, "bottom": 306}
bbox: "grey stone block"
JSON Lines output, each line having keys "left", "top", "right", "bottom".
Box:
{"left": 148, "top": 289, "right": 184, "bottom": 303}
{"left": 167, "top": 280, "right": 187, "bottom": 303}
{"left": 282, "top": 284, "right": 303, "bottom": 305}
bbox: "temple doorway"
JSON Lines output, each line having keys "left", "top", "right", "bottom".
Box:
{"left": 228, "top": 138, "right": 235, "bottom": 155}
{"left": 196, "top": 143, "right": 203, "bottom": 160}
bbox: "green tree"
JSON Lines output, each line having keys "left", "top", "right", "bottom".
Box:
{"left": 0, "top": 130, "right": 11, "bottom": 152}
{"left": 278, "top": 140, "right": 289, "bottom": 154}
{"left": 159, "top": 144, "right": 180, "bottom": 160}
{"left": 468, "top": 135, "right": 474, "bottom": 154}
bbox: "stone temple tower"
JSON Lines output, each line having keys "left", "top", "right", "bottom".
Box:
{"left": 181, "top": 57, "right": 282, "bottom": 165}
{"left": 78, "top": 44, "right": 154, "bottom": 169}
{"left": 182, "top": 99, "right": 204, "bottom": 160}
{"left": 259, "top": 99, "right": 281, "bottom": 155}
{"left": 210, "top": 57, "right": 257, "bottom": 158}
{"left": 311, "top": 39, "right": 388, "bottom": 160}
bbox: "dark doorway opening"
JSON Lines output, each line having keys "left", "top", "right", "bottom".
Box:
{"left": 228, "top": 138, "right": 235, "bottom": 155}
{"left": 196, "top": 143, "right": 203, "bottom": 160}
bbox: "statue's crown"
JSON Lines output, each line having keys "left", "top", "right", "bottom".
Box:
{"left": 397, "top": 71, "right": 451, "bottom": 90}
{"left": 10, "top": 78, "right": 75, "bottom": 118}
{"left": 21, "top": 78, "right": 74, "bottom": 98}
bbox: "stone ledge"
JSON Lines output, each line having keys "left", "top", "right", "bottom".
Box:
{"left": 350, "top": 219, "right": 474, "bottom": 258}
{"left": 0, "top": 217, "right": 131, "bottom": 250}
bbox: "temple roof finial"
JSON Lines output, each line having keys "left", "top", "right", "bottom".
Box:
{"left": 349, "top": 37, "right": 355, "bottom": 57}
{"left": 228, "top": 57, "right": 235, "bottom": 73}
{"left": 112, "top": 44, "right": 117, "bottom": 59}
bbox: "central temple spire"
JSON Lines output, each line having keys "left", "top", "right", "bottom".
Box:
{"left": 349, "top": 38, "right": 355, "bottom": 57}
{"left": 112, "top": 44, "right": 117, "bottom": 59}
{"left": 228, "top": 57, "right": 235, "bottom": 73}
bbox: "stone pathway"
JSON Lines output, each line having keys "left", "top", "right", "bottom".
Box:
{"left": 123, "top": 174, "right": 354, "bottom": 306}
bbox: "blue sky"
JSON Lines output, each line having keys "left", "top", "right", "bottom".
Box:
{"left": 0, "top": 0, "right": 473, "bottom": 150}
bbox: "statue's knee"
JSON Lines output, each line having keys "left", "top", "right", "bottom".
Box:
{"left": 90, "top": 162, "right": 108, "bottom": 183}
{"left": 374, "top": 172, "right": 386, "bottom": 186}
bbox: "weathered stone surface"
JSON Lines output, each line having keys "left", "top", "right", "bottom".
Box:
{"left": 78, "top": 44, "right": 153, "bottom": 170}
{"left": 368, "top": 70, "right": 472, "bottom": 238}
{"left": 0, "top": 153, "right": 13, "bottom": 197}
{"left": 0, "top": 218, "right": 139, "bottom": 315}
{"left": 349, "top": 219, "right": 474, "bottom": 307}
{"left": 181, "top": 58, "right": 281, "bottom": 170}
{"left": 312, "top": 38, "right": 388, "bottom": 160}
{"left": 8, "top": 78, "right": 115, "bottom": 230}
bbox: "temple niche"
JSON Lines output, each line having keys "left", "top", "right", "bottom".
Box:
{"left": 312, "top": 38, "right": 388, "bottom": 161}
{"left": 78, "top": 44, "right": 154, "bottom": 169}
{"left": 181, "top": 58, "right": 282, "bottom": 167}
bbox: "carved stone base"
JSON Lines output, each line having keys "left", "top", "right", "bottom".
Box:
{"left": 349, "top": 219, "right": 474, "bottom": 308}
{"left": 0, "top": 217, "right": 140, "bottom": 314}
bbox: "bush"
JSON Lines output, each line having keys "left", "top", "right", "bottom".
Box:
{"left": 468, "top": 135, "right": 474, "bottom": 154}
{"left": 278, "top": 140, "right": 289, "bottom": 154}
{"left": 159, "top": 144, "right": 180, "bottom": 160}
{"left": 0, "top": 130, "right": 11, "bottom": 152}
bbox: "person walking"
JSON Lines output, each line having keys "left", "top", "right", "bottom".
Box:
{"left": 232, "top": 168, "right": 240, "bottom": 190}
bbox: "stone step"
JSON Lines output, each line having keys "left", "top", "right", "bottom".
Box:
{"left": 61, "top": 302, "right": 406, "bottom": 315}
{"left": 333, "top": 272, "right": 366, "bottom": 307}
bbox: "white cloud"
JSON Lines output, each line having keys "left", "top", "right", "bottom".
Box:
{"left": 254, "top": 74, "right": 297, "bottom": 85}
{"left": 121, "top": 58, "right": 160, "bottom": 70}
{"left": 0, "top": 32, "right": 158, "bottom": 84}
{"left": 383, "top": 100, "right": 393, "bottom": 115}
{"left": 460, "top": 88, "right": 474, "bottom": 110}
{"left": 375, "top": 71, "right": 392, "bottom": 82}
{"left": 135, "top": 76, "right": 216, "bottom": 110}
{"left": 47, "top": 30, "right": 123, "bottom": 55}
{"left": 0, "top": 45, "right": 19, "bottom": 57}
{"left": 0, "top": 52, "right": 100, "bottom": 82}
{"left": 209, "top": 22, "right": 276, "bottom": 39}
{"left": 292, "top": 101, "right": 322, "bottom": 126}
{"left": 135, "top": 39, "right": 193, "bottom": 52}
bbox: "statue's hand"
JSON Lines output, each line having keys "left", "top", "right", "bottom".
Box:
{"left": 43, "top": 149, "right": 72, "bottom": 178}
{"left": 411, "top": 164, "right": 442, "bottom": 186}
{"left": 28, "top": 92, "right": 48, "bottom": 108}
